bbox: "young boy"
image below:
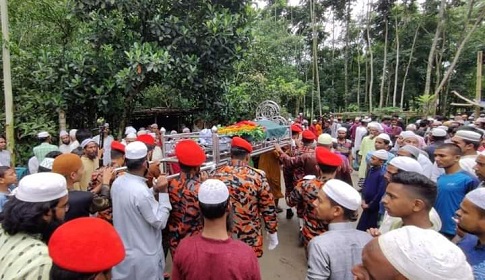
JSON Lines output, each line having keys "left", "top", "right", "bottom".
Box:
{"left": 307, "top": 179, "right": 372, "bottom": 280}
{"left": 357, "top": 149, "right": 388, "bottom": 231}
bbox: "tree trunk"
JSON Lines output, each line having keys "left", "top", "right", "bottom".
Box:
{"left": 344, "top": 0, "right": 351, "bottom": 108}
{"left": 401, "top": 24, "right": 419, "bottom": 109}
{"left": 379, "top": 18, "right": 389, "bottom": 108}
{"left": 424, "top": 0, "right": 446, "bottom": 96}
{"left": 433, "top": 8, "right": 485, "bottom": 98}
{"left": 357, "top": 46, "right": 362, "bottom": 109}
{"left": 58, "top": 109, "right": 66, "bottom": 144}
{"left": 393, "top": 16, "right": 400, "bottom": 108}
{"left": 366, "top": 0, "right": 374, "bottom": 112}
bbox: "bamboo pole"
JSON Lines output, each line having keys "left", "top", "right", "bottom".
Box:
{"left": 1, "top": 0, "right": 14, "bottom": 166}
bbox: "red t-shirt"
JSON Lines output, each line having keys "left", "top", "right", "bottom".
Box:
{"left": 171, "top": 234, "right": 261, "bottom": 280}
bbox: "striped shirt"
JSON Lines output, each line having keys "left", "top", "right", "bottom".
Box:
{"left": 33, "top": 142, "right": 59, "bottom": 163}
{"left": 0, "top": 226, "right": 51, "bottom": 280}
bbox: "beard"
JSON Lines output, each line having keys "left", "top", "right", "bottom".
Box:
{"left": 62, "top": 139, "right": 70, "bottom": 145}
{"left": 41, "top": 214, "right": 64, "bottom": 244}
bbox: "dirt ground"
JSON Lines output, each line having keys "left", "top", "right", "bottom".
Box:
{"left": 165, "top": 171, "right": 360, "bottom": 279}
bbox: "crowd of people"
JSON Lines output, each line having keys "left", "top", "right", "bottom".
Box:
{"left": 0, "top": 113, "right": 484, "bottom": 279}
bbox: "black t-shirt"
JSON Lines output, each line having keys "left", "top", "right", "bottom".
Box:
{"left": 65, "top": 190, "right": 93, "bottom": 221}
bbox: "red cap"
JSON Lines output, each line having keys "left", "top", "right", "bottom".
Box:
{"left": 231, "top": 137, "right": 253, "bottom": 153}
{"left": 137, "top": 134, "right": 155, "bottom": 146}
{"left": 110, "top": 140, "right": 125, "bottom": 153}
{"left": 175, "top": 140, "right": 206, "bottom": 166}
{"left": 291, "top": 124, "right": 303, "bottom": 133}
{"left": 302, "top": 130, "right": 316, "bottom": 141}
{"left": 48, "top": 217, "right": 125, "bottom": 273}
{"left": 315, "top": 147, "right": 342, "bottom": 167}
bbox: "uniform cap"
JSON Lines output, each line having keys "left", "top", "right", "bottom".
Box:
{"left": 378, "top": 226, "right": 473, "bottom": 280}
{"left": 110, "top": 141, "right": 125, "bottom": 153}
{"left": 231, "top": 137, "right": 253, "bottom": 153}
{"left": 291, "top": 124, "right": 303, "bottom": 133}
{"left": 315, "top": 147, "right": 342, "bottom": 167}
{"left": 137, "top": 134, "right": 155, "bottom": 146}
{"left": 48, "top": 217, "right": 125, "bottom": 273}
{"left": 52, "top": 154, "right": 83, "bottom": 178}
{"left": 317, "top": 134, "right": 333, "bottom": 145}
{"left": 175, "top": 140, "right": 206, "bottom": 166}
{"left": 15, "top": 172, "right": 68, "bottom": 202}
{"left": 323, "top": 179, "right": 361, "bottom": 211}
{"left": 198, "top": 179, "right": 229, "bottom": 204}
{"left": 125, "top": 141, "right": 147, "bottom": 160}
{"left": 302, "top": 130, "right": 316, "bottom": 141}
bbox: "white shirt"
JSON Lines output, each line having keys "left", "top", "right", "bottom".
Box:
{"left": 93, "top": 135, "right": 114, "bottom": 166}
{"left": 379, "top": 208, "right": 442, "bottom": 234}
{"left": 417, "top": 154, "right": 433, "bottom": 178}
{"left": 59, "top": 144, "right": 71, "bottom": 154}
{"left": 354, "top": 126, "right": 368, "bottom": 151}
{"left": 69, "top": 140, "right": 79, "bottom": 151}
{"left": 111, "top": 173, "right": 171, "bottom": 280}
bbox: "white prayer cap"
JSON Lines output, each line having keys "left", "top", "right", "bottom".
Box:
{"left": 322, "top": 179, "right": 361, "bottom": 211}
{"left": 378, "top": 226, "right": 473, "bottom": 280}
{"left": 433, "top": 120, "right": 443, "bottom": 126}
{"left": 367, "top": 122, "right": 383, "bottom": 131}
{"left": 39, "top": 158, "right": 55, "bottom": 171}
{"left": 81, "top": 138, "right": 96, "bottom": 149}
{"left": 38, "top": 131, "right": 50, "bottom": 138}
{"left": 400, "top": 131, "right": 417, "bottom": 139}
{"left": 125, "top": 141, "right": 147, "bottom": 160}
{"left": 406, "top": 124, "right": 416, "bottom": 131}
{"left": 150, "top": 123, "right": 158, "bottom": 129}
{"left": 137, "top": 130, "right": 147, "bottom": 136}
{"left": 465, "top": 188, "right": 485, "bottom": 210}
{"left": 312, "top": 119, "right": 317, "bottom": 123}
{"left": 125, "top": 126, "right": 136, "bottom": 135}
{"left": 182, "top": 127, "right": 190, "bottom": 133}
{"left": 69, "top": 129, "right": 77, "bottom": 139}
{"left": 362, "top": 117, "right": 372, "bottom": 123}
{"left": 431, "top": 128, "right": 447, "bottom": 137}
{"left": 399, "top": 145, "right": 420, "bottom": 159}
{"left": 376, "top": 133, "right": 390, "bottom": 142}
{"left": 126, "top": 133, "right": 137, "bottom": 140}
{"left": 198, "top": 179, "right": 229, "bottom": 204}
{"left": 337, "top": 127, "right": 347, "bottom": 133}
{"left": 170, "top": 130, "right": 177, "bottom": 135}
{"left": 454, "top": 130, "right": 482, "bottom": 142}
{"left": 372, "top": 149, "right": 389, "bottom": 161}
{"left": 437, "top": 125, "right": 448, "bottom": 131}
{"left": 388, "top": 156, "right": 422, "bottom": 174}
{"left": 15, "top": 172, "right": 68, "bottom": 203}
{"left": 59, "top": 130, "right": 68, "bottom": 137}
{"left": 149, "top": 132, "right": 156, "bottom": 139}
{"left": 317, "top": 134, "right": 333, "bottom": 145}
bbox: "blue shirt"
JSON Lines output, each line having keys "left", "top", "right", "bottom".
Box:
{"left": 458, "top": 234, "right": 485, "bottom": 280}
{"left": 435, "top": 171, "right": 479, "bottom": 235}
{"left": 0, "top": 193, "right": 9, "bottom": 212}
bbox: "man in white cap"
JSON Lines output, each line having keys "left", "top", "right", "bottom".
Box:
{"left": 123, "top": 132, "right": 137, "bottom": 145}
{"left": 0, "top": 172, "right": 69, "bottom": 280}
{"left": 357, "top": 122, "right": 382, "bottom": 185}
{"left": 352, "top": 118, "right": 369, "bottom": 167}
{"left": 456, "top": 188, "right": 485, "bottom": 278}
{"left": 451, "top": 127, "right": 483, "bottom": 176}
{"left": 58, "top": 130, "right": 71, "bottom": 154}
{"left": 69, "top": 129, "right": 79, "bottom": 151}
{"left": 171, "top": 179, "right": 261, "bottom": 280}
{"left": 425, "top": 128, "right": 447, "bottom": 162}
{"left": 334, "top": 127, "right": 352, "bottom": 165}
{"left": 434, "top": 143, "right": 479, "bottom": 239}
{"left": 398, "top": 144, "right": 433, "bottom": 178}
{"left": 307, "top": 179, "right": 372, "bottom": 280}
{"left": 364, "top": 133, "right": 394, "bottom": 169}
{"left": 33, "top": 131, "right": 59, "bottom": 163}
{"left": 111, "top": 141, "right": 172, "bottom": 280}
{"left": 357, "top": 149, "right": 388, "bottom": 231}
{"left": 93, "top": 123, "right": 114, "bottom": 166}
{"left": 77, "top": 138, "right": 100, "bottom": 191}
{"left": 352, "top": 226, "right": 473, "bottom": 280}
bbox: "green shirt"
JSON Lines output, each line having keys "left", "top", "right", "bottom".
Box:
{"left": 358, "top": 136, "right": 376, "bottom": 178}
{"left": 33, "top": 142, "right": 59, "bottom": 163}
{"left": 0, "top": 226, "right": 51, "bottom": 280}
